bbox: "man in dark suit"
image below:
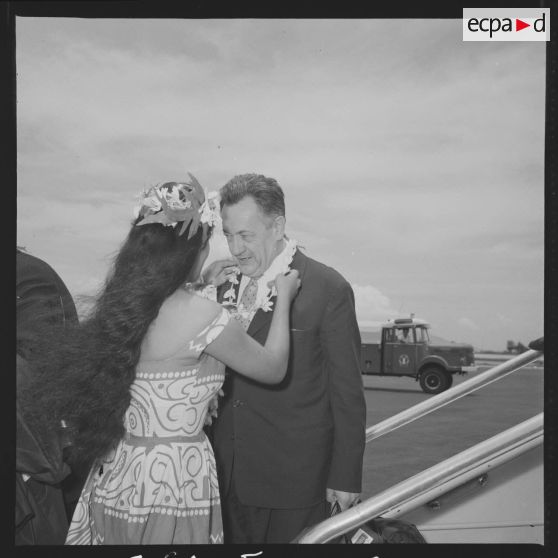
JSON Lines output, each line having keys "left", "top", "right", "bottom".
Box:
{"left": 16, "top": 247, "right": 79, "bottom": 360}
{"left": 16, "top": 354, "right": 72, "bottom": 544}
{"left": 207, "top": 174, "right": 366, "bottom": 544}
{"left": 16, "top": 247, "right": 83, "bottom": 525}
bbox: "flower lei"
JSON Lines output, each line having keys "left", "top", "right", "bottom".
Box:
{"left": 223, "top": 238, "right": 298, "bottom": 319}
{"left": 133, "top": 172, "right": 220, "bottom": 241}
{"left": 183, "top": 282, "right": 218, "bottom": 302}
{"left": 202, "top": 238, "right": 297, "bottom": 425}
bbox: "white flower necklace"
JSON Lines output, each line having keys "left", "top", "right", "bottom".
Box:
{"left": 223, "top": 238, "right": 298, "bottom": 318}
{"left": 182, "top": 282, "right": 218, "bottom": 304}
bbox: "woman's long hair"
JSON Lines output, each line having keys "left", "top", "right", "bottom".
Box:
{"left": 19, "top": 216, "right": 207, "bottom": 470}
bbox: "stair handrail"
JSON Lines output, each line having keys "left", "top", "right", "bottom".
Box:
{"left": 298, "top": 413, "right": 543, "bottom": 543}
{"left": 297, "top": 346, "right": 544, "bottom": 543}
{"left": 366, "top": 348, "right": 542, "bottom": 443}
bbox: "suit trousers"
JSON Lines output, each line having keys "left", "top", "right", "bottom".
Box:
{"left": 222, "top": 473, "right": 328, "bottom": 544}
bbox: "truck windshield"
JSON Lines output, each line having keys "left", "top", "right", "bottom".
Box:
{"left": 396, "top": 328, "right": 414, "bottom": 343}
{"left": 415, "top": 327, "right": 430, "bottom": 343}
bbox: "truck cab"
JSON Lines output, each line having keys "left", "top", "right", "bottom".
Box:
{"left": 361, "top": 317, "right": 477, "bottom": 394}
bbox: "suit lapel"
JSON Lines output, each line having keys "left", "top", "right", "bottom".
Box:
{"left": 247, "top": 298, "right": 274, "bottom": 338}
{"left": 217, "top": 276, "right": 242, "bottom": 304}
{"left": 219, "top": 273, "right": 267, "bottom": 337}
{"left": 290, "top": 248, "right": 308, "bottom": 283}
{"left": 246, "top": 248, "right": 308, "bottom": 339}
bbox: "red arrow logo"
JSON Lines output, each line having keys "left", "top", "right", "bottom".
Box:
{"left": 516, "top": 19, "right": 530, "bottom": 31}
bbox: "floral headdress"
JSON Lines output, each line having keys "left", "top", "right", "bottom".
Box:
{"left": 134, "top": 172, "right": 220, "bottom": 242}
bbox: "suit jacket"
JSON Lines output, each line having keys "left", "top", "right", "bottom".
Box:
{"left": 16, "top": 249, "right": 79, "bottom": 359}
{"left": 16, "top": 355, "right": 71, "bottom": 545}
{"left": 211, "top": 249, "right": 366, "bottom": 509}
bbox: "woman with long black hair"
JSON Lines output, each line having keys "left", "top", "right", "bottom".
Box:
{"left": 19, "top": 174, "right": 300, "bottom": 545}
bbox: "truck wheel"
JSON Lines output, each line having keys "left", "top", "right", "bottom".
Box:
{"left": 419, "top": 367, "right": 450, "bottom": 394}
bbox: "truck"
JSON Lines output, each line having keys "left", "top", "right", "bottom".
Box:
{"left": 360, "top": 316, "right": 477, "bottom": 394}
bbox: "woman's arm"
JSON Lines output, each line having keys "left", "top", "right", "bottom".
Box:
{"left": 203, "top": 270, "right": 299, "bottom": 384}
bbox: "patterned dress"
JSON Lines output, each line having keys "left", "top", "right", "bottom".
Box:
{"left": 66, "top": 293, "right": 230, "bottom": 545}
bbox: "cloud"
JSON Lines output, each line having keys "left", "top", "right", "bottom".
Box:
{"left": 15, "top": 18, "right": 544, "bottom": 351}
{"left": 352, "top": 284, "right": 398, "bottom": 328}
{"left": 458, "top": 317, "right": 480, "bottom": 331}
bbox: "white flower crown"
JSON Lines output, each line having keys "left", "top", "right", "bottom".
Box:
{"left": 134, "top": 172, "right": 220, "bottom": 240}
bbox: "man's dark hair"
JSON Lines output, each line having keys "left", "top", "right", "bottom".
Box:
{"left": 220, "top": 174, "right": 285, "bottom": 219}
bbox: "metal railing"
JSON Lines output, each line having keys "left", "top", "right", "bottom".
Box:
{"left": 367, "top": 348, "right": 542, "bottom": 443}
{"left": 297, "top": 347, "right": 544, "bottom": 544}
{"left": 298, "top": 414, "right": 542, "bottom": 543}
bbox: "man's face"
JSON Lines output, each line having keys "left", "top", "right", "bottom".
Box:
{"left": 221, "top": 196, "right": 285, "bottom": 278}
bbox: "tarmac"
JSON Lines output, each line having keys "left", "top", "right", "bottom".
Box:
{"left": 361, "top": 362, "right": 544, "bottom": 498}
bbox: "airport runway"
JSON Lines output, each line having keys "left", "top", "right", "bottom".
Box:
{"left": 361, "top": 363, "right": 544, "bottom": 498}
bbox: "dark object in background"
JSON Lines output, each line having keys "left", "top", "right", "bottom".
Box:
{"left": 16, "top": 248, "right": 84, "bottom": 523}
{"left": 16, "top": 355, "right": 71, "bottom": 544}
{"left": 16, "top": 248, "right": 79, "bottom": 360}
{"left": 292, "top": 500, "right": 427, "bottom": 544}
{"left": 528, "top": 337, "right": 544, "bottom": 352}
{"left": 327, "top": 500, "right": 384, "bottom": 543}
{"left": 366, "top": 516, "right": 427, "bottom": 543}
{"left": 332, "top": 503, "right": 427, "bottom": 544}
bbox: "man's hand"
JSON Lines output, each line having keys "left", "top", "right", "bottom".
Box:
{"left": 204, "top": 389, "right": 224, "bottom": 426}
{"left": 326, "top": 488, "right": 361, "bottom": 511}
{"left": 201, "top": 259, "right": 238, "bottom": 287}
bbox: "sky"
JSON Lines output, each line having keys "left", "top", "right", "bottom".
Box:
{"left": 15, "top": 18, "right": 545, "bottom": 351}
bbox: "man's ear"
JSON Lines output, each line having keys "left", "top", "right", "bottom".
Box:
{"left": 273, "top": 215, "right": 286, "bottom": 240}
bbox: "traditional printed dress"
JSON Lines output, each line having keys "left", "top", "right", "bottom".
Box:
{"left": 66, "top": 295, "right": 229, "bottom": 544}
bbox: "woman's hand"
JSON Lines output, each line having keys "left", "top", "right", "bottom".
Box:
{"left": 274, "top": 269, "right": 301, "bottom": 303}
{"left": 201, "top": 259, "right": 238, "bottom": 286}
{"left": 205, "top": 269, "right": 300, "bottom": 385}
